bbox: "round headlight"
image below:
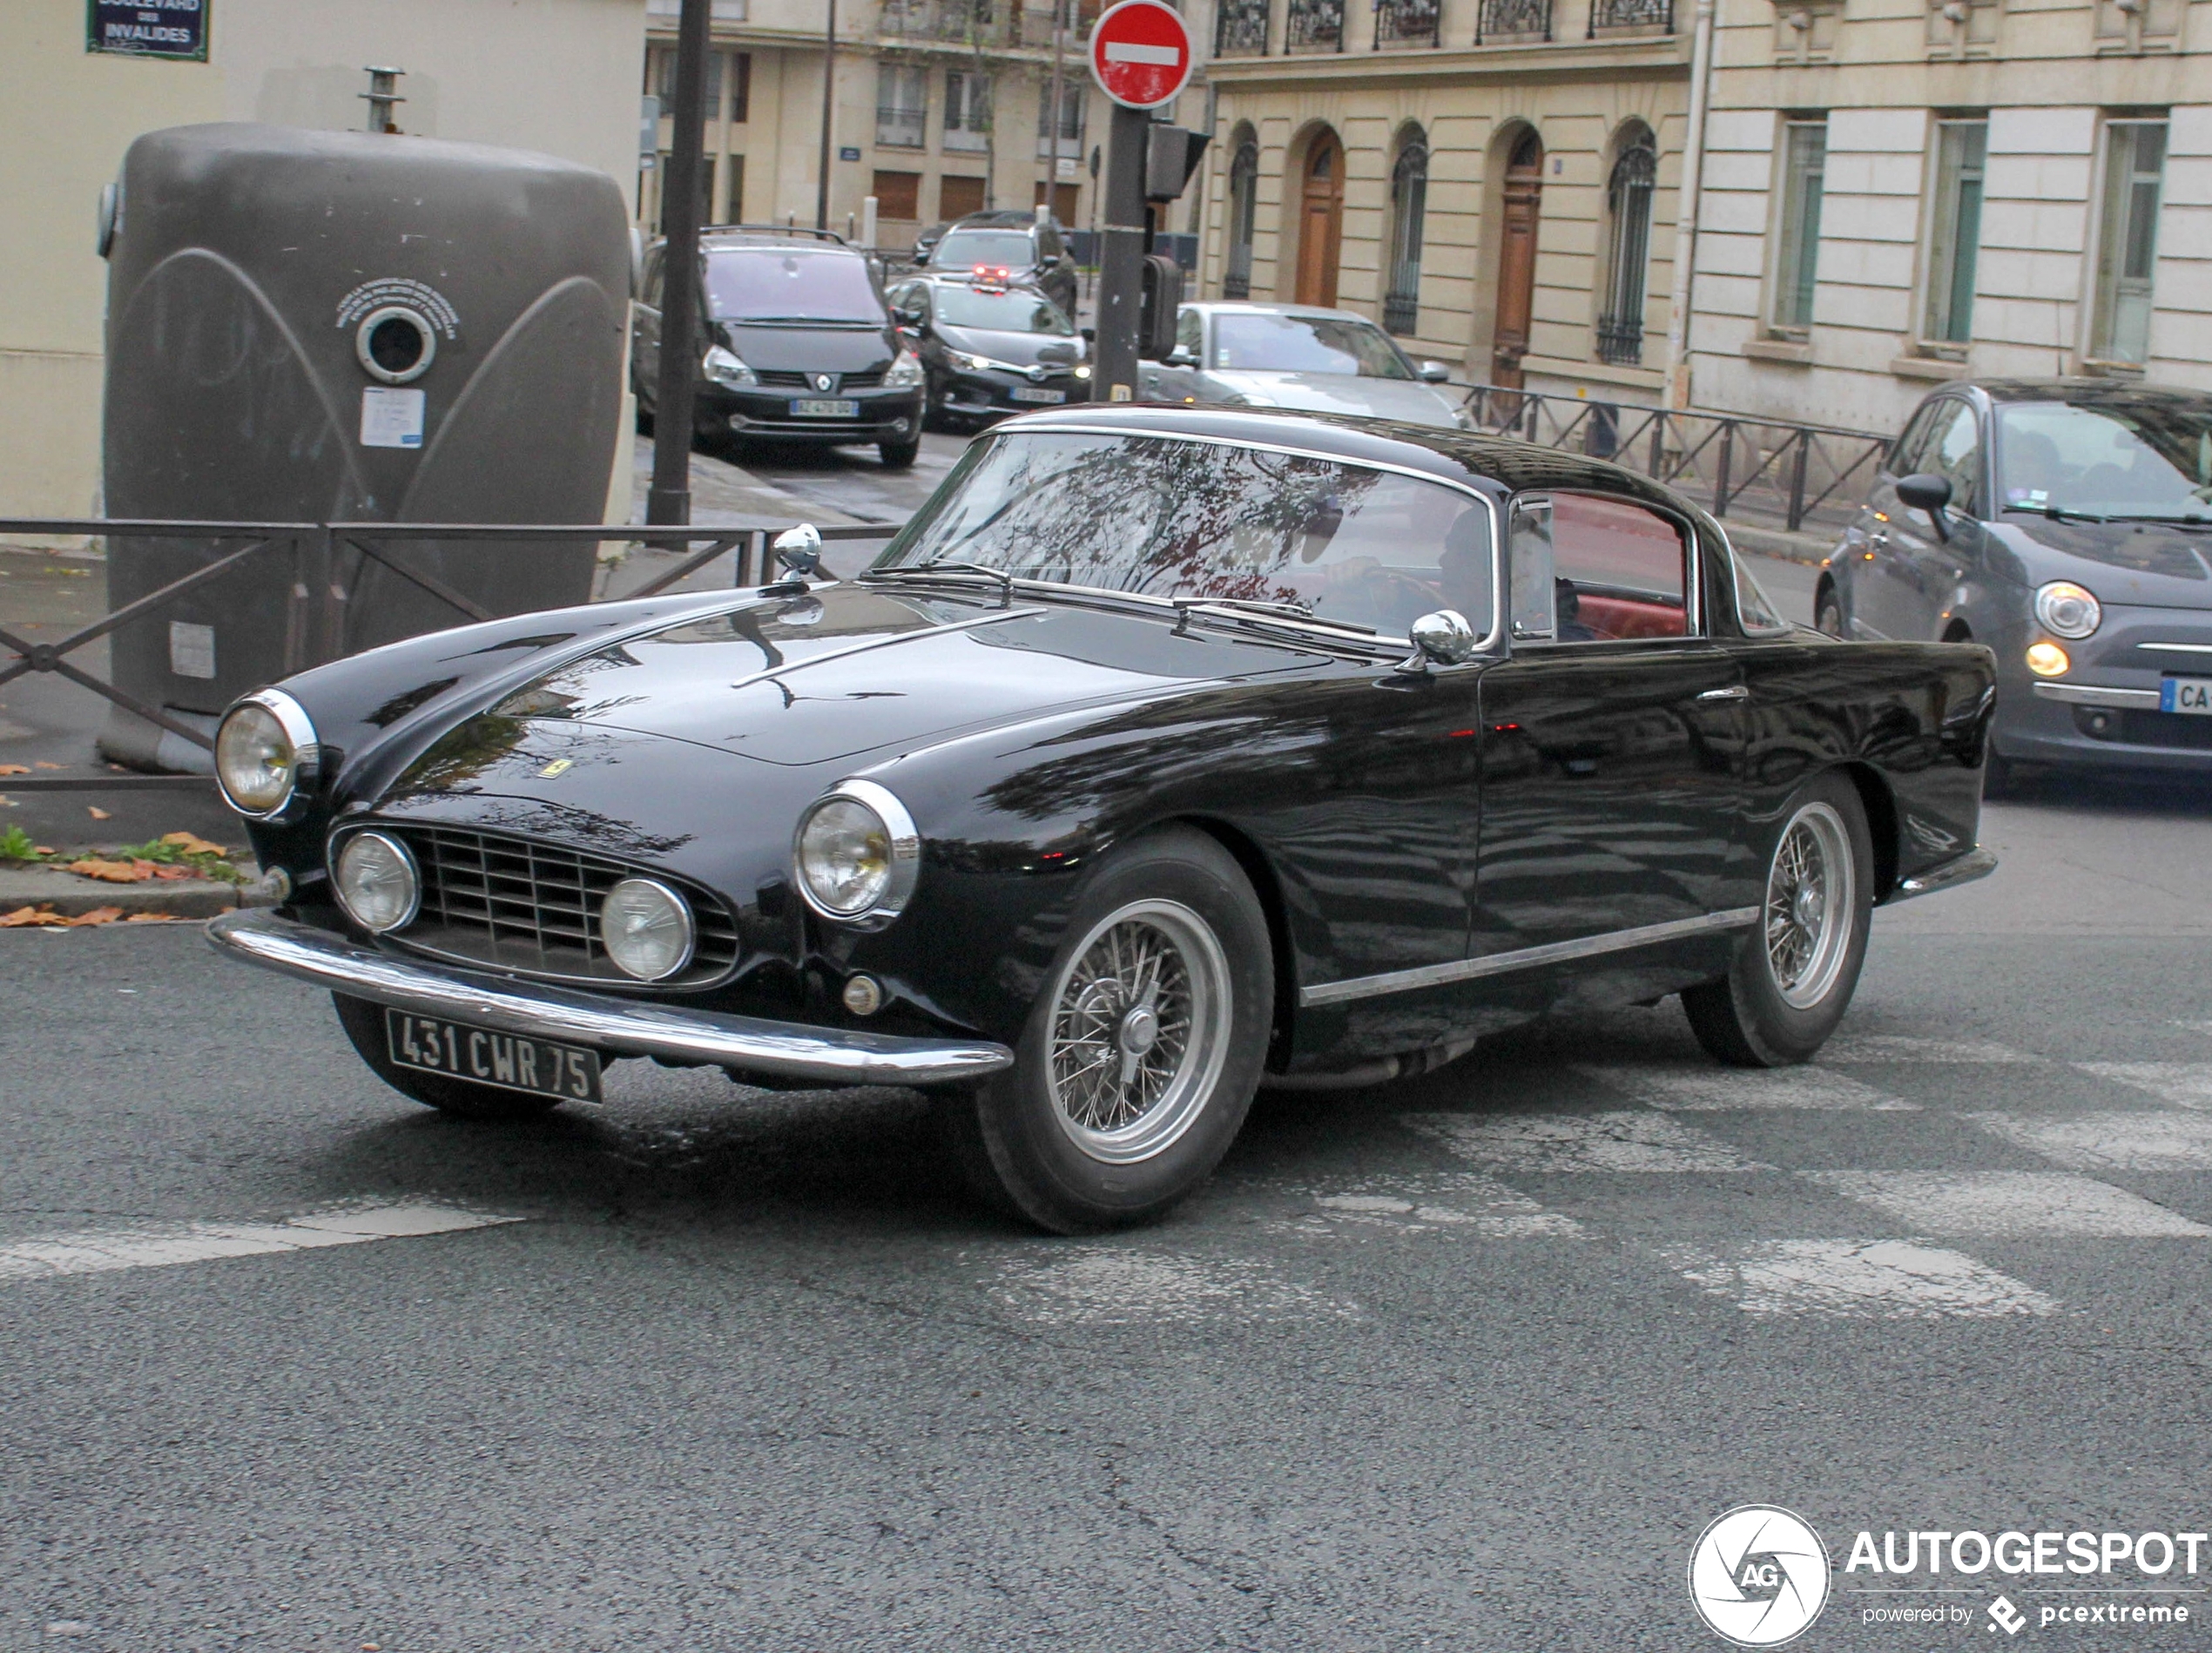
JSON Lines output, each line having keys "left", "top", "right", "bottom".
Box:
{"left": 793, "top": 779, "right": 920, "bottom": 925}
{"left": 214, "top": 692, "right": 316, "bottom": 817}
{"left": 334, "top": 831, "right": 419, "bottom": 934}
{"left": 599, "top": 877, "right": 695, "bottom": 981}
{"left": 2034, "top": 580, "right": 2102, "bottom": 639}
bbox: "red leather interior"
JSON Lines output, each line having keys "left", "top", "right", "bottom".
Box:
{"left": 1576, "top": 592, "right": 1686, "bottom": 640}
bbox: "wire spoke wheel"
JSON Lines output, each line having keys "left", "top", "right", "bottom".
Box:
{"left": 1046, "top": 899, "right": 1233, "bottom": 1164}
{"left": 1763, "top": 801, "right": 1856, "bottom": 1010}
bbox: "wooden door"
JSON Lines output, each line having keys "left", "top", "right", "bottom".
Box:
{"left": 1491, "top": 131, "right": 1544, "bottom": 389}
{"left": 1295, "top": 131, "right": 1345, "bottom": 307}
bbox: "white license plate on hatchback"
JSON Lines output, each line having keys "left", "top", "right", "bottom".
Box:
{"left": 792, "top": 398, "right": 860, "bottom": 418}
{"left": 1009, "top": 387, "right": 1067, "bottom": 404}
{"left": 2161, "top": 676, "right": 2212, "bottom": 714}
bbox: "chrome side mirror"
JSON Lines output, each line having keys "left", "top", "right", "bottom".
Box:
{"left": 1418, "top": 360, "right": 1452, "bottom": 384}
{"left": 1404, "top": 609, "right": 1478, "bottom": 671}
{"left": 772, "top": 522, "right": 823, "bottom": 579}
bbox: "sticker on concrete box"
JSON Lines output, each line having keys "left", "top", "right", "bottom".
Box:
{"left": 361, "top": 387, "right": 425, "bottom": 449}
{"left": 168, "top": 621, "right": 215, "bottom": 680}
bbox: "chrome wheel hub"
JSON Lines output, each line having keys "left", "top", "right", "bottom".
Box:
{"left": 1046, "top": 899, "right": 1233, "bottom": 1164}
{"left": 1764, "top": 800, "right": 1856, "bottom": 1010}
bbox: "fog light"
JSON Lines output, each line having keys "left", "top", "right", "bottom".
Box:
{"left": 334, "top": 832, "right": 419, "bottom": 934}
{"left": 2086, "top": 711, "right": 2114, "bottom": 737}
{"left": 2027, "top": 641, "right": 2071, "bottom": 677}
{"left": 727, "top": 414, "right": 751, "bottom": 430}
{"left": 599, "top": 877, "right": 695, "bottom": 982}
{"left": 891, "top": 417, "right": 913, "bottom": 435}
{"left": 842, "top": 974, "right": 885, "bottom": 1016}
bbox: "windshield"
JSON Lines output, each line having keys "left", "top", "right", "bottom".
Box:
{"left": 1211, "top": 314, "right": 1413, "bottom": 379}
{"left": 934, "top": 231, "right": 1035, "bottom": 270}
{"left": 1997, "top": 399, "right": 2212, "bottom": 519}
{"left": 873, "top": 431, "right": 1493, "bottom": 638}
{"left": 932, "top": 286, "right": 1075, "bottom": 335}
{"left": 707, "top": 249, "right": 885, "bottom": 325}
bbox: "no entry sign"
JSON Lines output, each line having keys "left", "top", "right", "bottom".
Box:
{"left": 1089, "top": 0, "right": 1193, "bottom": 111}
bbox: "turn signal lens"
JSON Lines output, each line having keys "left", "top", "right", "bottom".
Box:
{"left": 2033, "top": 580, "right": 2102, "bottom": 639}
{"left": 599, "top": 878, "right": 695, "bottom": 982}
{"left": 2027, "top": 641, "right": 2072, "bottom": 677}
{"left": 334, "top": 832, "right": 419, "bottom": 934}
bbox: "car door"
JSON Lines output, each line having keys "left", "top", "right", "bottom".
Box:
{"left": 1142, "top": 308, "right": 1205, "bottom": 402}
{"left": 1853, "top": 398, "right": 1952, "bottom": 640}
{"left": 632, "top": 246, "right": 665, "bottom": 403}
{"left": 1473, "top": 490, "right": 1750, "bottom": 984}
{"left": 1887, "top": 397, "right": 1986, "bottom": 638}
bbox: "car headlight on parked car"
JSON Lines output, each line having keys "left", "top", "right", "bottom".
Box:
{"left": 793, "top": 779, "right": 920, "bottom": 927}
{"left": 702, "top": 343, "right": 758, "bottom": 388}
{"left": 2033, "top": 580, "right": 2102, "bottom": 639}
{"left": 885, "top": 350, "right": 927, "bottom": 388}
{"left": 1074, "top": 364, "right": 1092, "bottom": 381}
{"left": 599, "top": 877, "right": 695, "bottom": 981}
{"left": 2026, "top": 641, "right": 2072, "bottom": 677}
{"left": 334, "top": 831, "right": 419, "bottom": 934}
{"left": 213, "top": 689, "right": 319, "bottom": 819}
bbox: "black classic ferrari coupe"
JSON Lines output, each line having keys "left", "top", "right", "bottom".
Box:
{"left": 206, "top": 407, "right": 1998, "bottom": 1232}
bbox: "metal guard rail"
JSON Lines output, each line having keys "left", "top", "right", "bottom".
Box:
{"left": 0, "top": 518, "right": 897, "bottom": 790}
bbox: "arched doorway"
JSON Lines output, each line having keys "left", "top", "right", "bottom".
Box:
{"left": 1294, "top": 129, "right": 1344, "bottom": 307}
{"left": 1490, "top": 128, "right": 1544, "bottom": 388}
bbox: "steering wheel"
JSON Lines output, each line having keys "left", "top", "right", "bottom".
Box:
{"left": 1312, "top": 563, "right": 1447, "bottom": 634}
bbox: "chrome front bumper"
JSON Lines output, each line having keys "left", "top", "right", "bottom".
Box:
{"left": 206, "top": 909, "right": 1014, "bottom": 1088}
{"left": 1892, "top": 846, "right": 2000, "bottom": 901}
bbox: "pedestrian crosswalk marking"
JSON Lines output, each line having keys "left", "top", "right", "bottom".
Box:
{"left": 1802, "top": 1171, "right": 2210, "bottom": 1238}
{"left": 1662, "top": 1238, "right": 2060, "bottom": 1319}
{"left": 0, "top": 1203, "right": 520, "bottom": 1285}
{"left": 1403, "top": 1110, "right": 1769, "bottom": 1173}
{"left": 1578, "top": 1063, "right": 1918, "bottom": 1112}
{"left": 988, "top": 1247, "right": 1353, "bottom": 1326}
{"left": 2077, "top": 1063, "right": 2212, "bottom": 1109}
{"left": 1966, "top": 1109, "right": 2212, "bottom": 1171}
{"left": 1821, "top": 1036, "right": 2037, "bottom": 1064}
{"left": 1299, "top": 1176, "right": 1583, "bottom": 1238}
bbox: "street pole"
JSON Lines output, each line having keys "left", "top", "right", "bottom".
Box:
{"left": 646, "top": 0, "right": 711, "bottom": 527}
{"left": 1044, "top": 0, "right": 1067, "bottom": 215}
{"left": 1092, "top": 101, "right": 1150, "bottom": 402}
{"left": 816, "top": 0, "right": 837, "bottom": 232}
{"left": 1660, "top": 0, "right": 1716, "bottom": 412}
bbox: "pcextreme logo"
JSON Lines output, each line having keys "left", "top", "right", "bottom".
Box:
{"left": 1690, "top": 1505, "right": 1834, "bottom": 1647}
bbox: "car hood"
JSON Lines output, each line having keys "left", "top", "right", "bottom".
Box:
{"left": 1991, "top": 518, "right": 2212, "bottom": 608}
{"left": 1210, "top": 370, "right": 1460, "bottom": 428}
{"left": 717, "top": 320, "right": 898, "bottom": 373}
{"left": 387, "top": 582, "right": 1336, "bottom": 795}
{"left": 936, "top": 322, "right": 1082, "bottom": 367}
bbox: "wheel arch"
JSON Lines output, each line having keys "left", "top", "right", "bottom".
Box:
{"left": 1165, "top": 813, "right": 1299, "bottom": 1072}
{"left": 1829, "top": 759, "right": 1900, "bottom": 901}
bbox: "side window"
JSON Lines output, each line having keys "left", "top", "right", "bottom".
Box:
{"left": 1889, "top": 401, "right": 1940, "bottom": 478}
{"left": 642, "top": 248, "right": 664, "bottom": 309}
{"left": 1925, "top": 401, "right": 1981, "bottom": 515}
{"left": 1174, "top": 308, "right": 1203, "bottom": 358}
{"left": 1511, "top": 493, "right": 1691, "bottom": 644}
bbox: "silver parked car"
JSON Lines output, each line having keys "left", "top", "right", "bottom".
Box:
{"left": 1139, "top": 302, "right": 1470, "bottom": 429}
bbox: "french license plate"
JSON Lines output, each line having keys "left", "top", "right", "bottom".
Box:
{"left": 792, "top": 397, "right": 860, "bottom": 418}
{"left": 385, "top": 1008, "right": 601, "bottom": 1102}
{"left": 2160, "top": 676, "right": 2212, "bottom": 715}
{"left": 1009, "top": 387, "right": 1067, "bottom": 404}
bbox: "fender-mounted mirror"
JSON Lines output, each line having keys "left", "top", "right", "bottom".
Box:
{"left": 773, "top": 522, "right": 824, "bottom": 580}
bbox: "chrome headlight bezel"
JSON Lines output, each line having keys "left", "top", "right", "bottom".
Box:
{"left": 2033, "top": 579, "right": 2102, "bottom": 639}
{"left": 333, "top": 829, "right": 420, "bottom": 934}
{"left": 213, "top": 689, "right": 320, "bottom": 820}
{"left": 792, "top": 778, "right": 921, "bottom": 929}
{"left": 598, "top": 875, "right": 698, "bottom": 982}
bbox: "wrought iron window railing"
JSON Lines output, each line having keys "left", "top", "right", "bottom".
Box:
{"left": 1382, "top": 281, "right": 1421, "bottom": 335}
{"left": 1588, "top": 0, "right": 1672, "bottom": 30}
{"left": 1286, "top": 0, "right": 1345, "bottom": 51}
{"left": 1476, "top": 0, "right": 1552, "bottom": 41}
{"left": 875, "top": 107, "right": 927, "bottom": 148}
{"left": 1215, "top": 0, "right": 1271, "bottom": 52}
{"left": 1594, "top": 314, "right": 1643, "bottom": 365}
{"left": 1374, "top": 0, "right": 1441, "bottom": 45}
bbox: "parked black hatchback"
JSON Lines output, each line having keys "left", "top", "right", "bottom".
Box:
{"left": 632, "top": 227, "right": 926, "bottom": 469}
{"left": 917, "top": 211, "right": 1079, "bottom": 320}
{"left": 887, "top": 272, "right": 1091, "bottom": 429}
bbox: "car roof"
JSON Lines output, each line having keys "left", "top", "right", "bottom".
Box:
{"left": 1184, "top": 300, "right": 1388, "bottom": 326}
{"left": 1966, "top": 377, "right": 2212, "bottom": 408}
{"left": 695, "top": 227, "right": 862, "bottom": 254}
{"left": 945, "top": 212, "right": 1042, "bottom": 230}
{"left": 999, "top": 404, "right": 1702, "bottom": 512}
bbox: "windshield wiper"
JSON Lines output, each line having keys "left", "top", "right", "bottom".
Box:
{"left": 728, "top": 315, "right": 881, "bottom": 328}
{"left": 2002, "top": 503, "right": 2114, "bottom": 523}
{"left": 2103, "top": 512, "right": 2212, "bottom": 530}
{"left": 1185, "top": 594, "right": 1318, "bottom": 621}
{"left": 860, "top": 559, "right": 1017, "bottom": 606}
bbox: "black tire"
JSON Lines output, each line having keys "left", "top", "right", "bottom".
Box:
{"left": 332, "top": 993, "right": 566, "bottom": 1122}
{"left": 1683, "top": 773, "right": 1874, "bottom": 1067}
{"left": 941, "top": 828, "right": 1273, "bottom": 1232}
{"left": 1815, "top": 586, "right": 1844, "bottom": 638}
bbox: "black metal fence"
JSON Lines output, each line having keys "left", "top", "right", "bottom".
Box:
{"left": 0, "top": 518, "right": 896, "bottom": 790}
{"left": 1454, "top": 385, "right": 1891, "bottom": 539}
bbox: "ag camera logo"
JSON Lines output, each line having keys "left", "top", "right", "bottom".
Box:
{"left": 1689, "top": 1505, "right": 1832, "bottom": 1646}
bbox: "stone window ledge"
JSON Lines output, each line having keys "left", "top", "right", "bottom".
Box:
{"left": 1891, "top": 354, "right": 1969, "bottom": 381}
{"left": 1744, "top": 337, "right": 1814, "bottom": 365}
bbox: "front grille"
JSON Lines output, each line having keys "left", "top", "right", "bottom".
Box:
{"left": 2113, "top": 710, "right": 2212, "bottom": 752}
{"left": 758, "top": 367, "right": 888, "bottom": 389}
{"left": 361, "top": 825, "right": 740, "bottom": 988}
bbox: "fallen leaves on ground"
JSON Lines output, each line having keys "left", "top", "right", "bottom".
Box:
{"left": 0, "top": 905, "right": 126, "bottom": 928}
{"left": 33, "top": 761, "right": 62, "bottom": 770}
{"left": 0, "top": 765, "right": 27, "bottom": 776}
{"left": 158, "top": 831, "right": 227, "bottom": 857}
{"left": 125, "top": 911, "right": 181, "bottom": 922}
{"left": 86, "top": 806, "right": 111, "bottom": 820}
{"left": 67, "top": 858, "right": 153, "bottom": 883}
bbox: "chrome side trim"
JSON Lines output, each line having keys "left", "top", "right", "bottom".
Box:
{"left": 2140, "top": 642, "right": 2212, "bottom": 656}
{"left": 1892, "top": 846, "right": 1999, "bottom": 901}
{"left": 1298, "top": 907, "right": 1761, "bottom": 1009}
{"left": 206, "top": 909, "right": 1014, "bottom": 1087}
{"left": 2031, "top": 682, "right": 2161, "bottom": 708}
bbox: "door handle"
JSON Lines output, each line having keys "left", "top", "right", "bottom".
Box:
{"left": 1696, "top": 685, "right": 1749, "bottom": 702}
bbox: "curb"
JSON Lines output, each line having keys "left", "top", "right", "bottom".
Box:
{"left": 1728, "top": 521, "right": 1836, "bottom": 567}
{"left": 0, "top": 865, "right": 281, "bottom": 921}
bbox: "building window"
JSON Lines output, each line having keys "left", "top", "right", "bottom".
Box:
{"left": 945, "top": 70, "right": 992, "bottom": 152}
{"left": 1383, "top": 129, "right": 1428, "bottom": 335}
{"left": 2090, "top": 118, "right": 2167, "bottom": 366}
{"left": 1215, "top": 0, "right": 1271, "bottom": 53}
{"left": 646, "top": 46, "right": 742, "bottom": 129}
{"left": 1224, "top": 137, "right": 1259, "bottom": 299}
{"left": 1770, "top": 117, "right": 1827, "bottom": 335}
{"left": 873, "top": 169, "right": 921, "bottom": 222}
{"left": 1036, "top": 78, "right": 1084, "bottom": 160}
{"left": 1597, "top": 125, "right": 1656, "bottom": 364}
{"left": 1920, "top": 118, "right": 1986, "bottom": 348}
{"left": 877, "top": 64, "right": 927, "bottom": 149}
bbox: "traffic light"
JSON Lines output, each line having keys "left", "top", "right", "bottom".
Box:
{"left": 1144, "top": 125, "right": 1210, "bottom": 204}
{"left": 1138, "top": 253, "right": 1182, "bottom": 361}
